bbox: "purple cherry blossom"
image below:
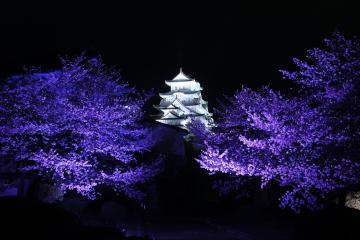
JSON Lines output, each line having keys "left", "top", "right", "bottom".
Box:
{"left": 0, "top": 54, "right": 161, "bottom": 200}
{"left": 195, "top": 33, "right": 360, "bottom": 212}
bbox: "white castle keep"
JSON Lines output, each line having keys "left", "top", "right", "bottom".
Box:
{"left": 153, "top": 69, "right": 214, "bottom": 129}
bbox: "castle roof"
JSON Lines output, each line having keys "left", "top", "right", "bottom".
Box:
{"left": 159, "top": 89, "right": 202, "bottom": 97}
{"left": 172, "top": 68, "right": 191, "bottom": 81}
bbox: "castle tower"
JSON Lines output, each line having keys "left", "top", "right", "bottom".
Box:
{"left": 153, "top": 69, "right": 214, "bottom": 129}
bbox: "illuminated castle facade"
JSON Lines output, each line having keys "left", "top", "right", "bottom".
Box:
{"left": 154, "top": 69, "right": 214, "bottom": 129}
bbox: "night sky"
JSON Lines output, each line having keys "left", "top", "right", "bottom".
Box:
{"left": 1, "top": 2, "right": 359, "bottom": 108}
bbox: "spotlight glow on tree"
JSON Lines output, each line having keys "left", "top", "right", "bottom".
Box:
{"left": 195, "top": 33, "right": 360, "bottom": 212}
{"left": 0, "top": 54, "right": 161, "bottom": 200}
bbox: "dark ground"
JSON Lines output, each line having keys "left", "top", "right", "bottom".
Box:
{"left": 1, "top": 196, "right": 359, "bottom": 240}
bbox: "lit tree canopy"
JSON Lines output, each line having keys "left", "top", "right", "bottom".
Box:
{"left": 196, "top": 33, "right": 360, "bottom": 212}
{"left": 0, "top": 54, "right": 160, "bottom": 200}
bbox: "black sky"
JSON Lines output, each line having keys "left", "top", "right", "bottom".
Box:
{"left": 0, "top": 2, "right": 359, "bottom": 107}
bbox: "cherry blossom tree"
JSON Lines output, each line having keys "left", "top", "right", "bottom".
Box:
{"left": 196, "top": 33, "right": 360, "bottom": 212}
{"left": 0, "top": 54, "right": 161, "bottom": 200}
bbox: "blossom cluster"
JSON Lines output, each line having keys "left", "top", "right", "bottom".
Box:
{"left": 195, "top": 33, "right": 360, "bottom": 212}
{"left": 0, "top": 54, "right": 160, "bottom": 200}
